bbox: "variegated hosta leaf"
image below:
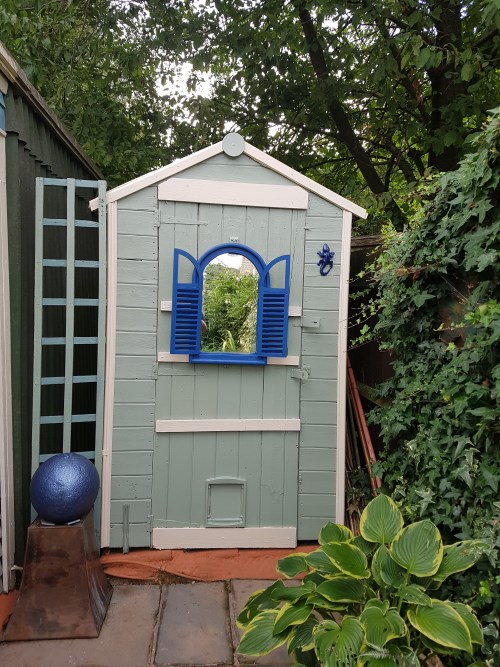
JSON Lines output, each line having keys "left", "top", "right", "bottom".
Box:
{"left": 350, "top": 534, "right": 376, "bottom": 556}
{"left": 359, "top": 645, "right": 420, "bottom": 667}
{"left": 237, "top": 609, "right": 289, "bottom": 656}
{"left": 371, "top": 544, "right": 405, "bottom": 588}
{"left": 360, "top": 494, "right": 404, "bottom": 544}
{"left": 321, "top": 542, "right": 370, "bottom": 579}
{"left": 313, "top": 617, "right": 364, "bottom": 667}
{"left": 448, "top": 602, "right": 483, "bottom": 645}
{"left": 277, "top": 553, "right": 310, "bottom": 578}
{"left": 407, "top": 599, "right": 473, "bottom": 653}
{"left": 306, "top": 548, "right": 342, "bottom": 575}
{"left": 287, "top": 617, "right": 318, "bottom": 654}
{"left": 390, "top": 520, "right": 443, "bottom": 576}
{"left": 306, "top": 592, "right": 347, "bottom": 612}
{"left": 274, "top": 602, "right": 313, "bottom": 635}
{"left": 237, "top": 580, "right": 284, "bottom": 628}
{"left": 272, "top": 581, "right": 314, "bottom": 602}
{"left": 360, "top": 600, "right": 406, "bottom": 649}
{"left": 432, "top": 540, "right": 489, "bottom": 583}
{"left": 397, "top": 584, "right": 432, "bottom": 606}
{"left": 316, "top": 576, "right": 366, "bottom": 603}
{"left": 303, "top": 571, "right": 327, "bottom": 587}
{"left": 318, "top": 522, "right": 353, "bottom": 545}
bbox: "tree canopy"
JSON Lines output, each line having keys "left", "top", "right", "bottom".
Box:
{"left": 1, "top": 0, "right": 499, "bottom": 225}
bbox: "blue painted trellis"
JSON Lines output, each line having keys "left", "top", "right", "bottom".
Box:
{"left": 31, "top": 178, "right": 106, "bottom": 532}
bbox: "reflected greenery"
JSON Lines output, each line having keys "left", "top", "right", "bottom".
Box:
{"left": 201, "top": 256, "right": 259, "bottom": 353}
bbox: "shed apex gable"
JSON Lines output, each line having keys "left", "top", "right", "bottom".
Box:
{"left": 90, "top": 137, "right": 367, "bottom": 219}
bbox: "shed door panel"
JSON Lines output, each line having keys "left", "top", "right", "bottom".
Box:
{"left": 151, "top": 202, "right": 303, "bottom": 546}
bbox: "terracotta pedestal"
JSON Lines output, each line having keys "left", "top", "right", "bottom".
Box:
{"left": 3, "top": 511, "right": 112, "bottom": 640}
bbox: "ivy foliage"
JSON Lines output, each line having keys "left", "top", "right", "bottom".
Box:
{"left": 364, "top": 109, "right": 499, "bottom": 662}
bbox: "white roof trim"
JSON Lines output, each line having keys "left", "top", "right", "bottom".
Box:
{"left": 90, "top": 138, "right": 367, "bottom": 218}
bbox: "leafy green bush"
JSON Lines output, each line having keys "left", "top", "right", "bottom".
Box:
{"left": 353, "top": 109, "right": 499, "bottom": 661}
{"left": 237, "top": 495, "right": 487, "bottom": 666}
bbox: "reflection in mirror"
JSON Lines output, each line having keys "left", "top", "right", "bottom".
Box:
{"left": 201, "top": 254, "right": 259, "bottom": 353}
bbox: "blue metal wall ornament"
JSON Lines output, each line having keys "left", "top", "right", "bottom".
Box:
{"left": 317, "top": 243, "right": 335, "bottom": 276}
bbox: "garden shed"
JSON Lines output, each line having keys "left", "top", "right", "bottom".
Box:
{"left": 0, "top": 42, "right": 103, "bottom": 593}
{"left": 93, "top": 132, "right": 367, "bottom": 550}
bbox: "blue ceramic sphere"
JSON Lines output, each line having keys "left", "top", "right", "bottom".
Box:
{"left": 30, "top": 453, "right": 100, "bottom": 524}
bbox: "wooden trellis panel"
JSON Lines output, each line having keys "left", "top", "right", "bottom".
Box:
{"left": 31, "top": 178, "right": 106, "bottom": 532}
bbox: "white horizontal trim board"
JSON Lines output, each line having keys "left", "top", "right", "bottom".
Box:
{"left": 156, "top": 418, "right": 300, "bottom": 433}
{"left": 161, "top": 301, "right": 302, "bottom": 316}
{"left": 152, "top": 527, "right": 297, "bottom": 549}
{"left": 158, "top": 178, "right": 309, "bottom": 210}
{"left": 157, "top": 351, "right": 300, "bottom": 366}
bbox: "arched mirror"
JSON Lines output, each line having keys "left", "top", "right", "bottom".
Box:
{"left": 170, "top": 243, "right": 290, "bottom": 365}
{"left": 201, "top": 254, "right": 259, "bottom": 354}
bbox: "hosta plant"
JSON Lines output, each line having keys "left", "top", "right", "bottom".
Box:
{"left": 237, "top": 495, "right": 488, "bottom": 666}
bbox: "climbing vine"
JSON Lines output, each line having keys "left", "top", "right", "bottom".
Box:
{"left": 361, "top": 109, "right": 499, "bottom": 663}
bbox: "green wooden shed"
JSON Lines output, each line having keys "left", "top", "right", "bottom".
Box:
{"left": 91, "top": 133, "right": 366, "bottom": 550}
{"left": 0, "top": 42, "right": 103, "bottom": 593}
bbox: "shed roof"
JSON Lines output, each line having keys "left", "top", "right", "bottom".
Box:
{"left": 0, "top": 41, "right": 102, "bottom": 179}
{"left": 90, "top": 135, "right": 367, "bottom": 219}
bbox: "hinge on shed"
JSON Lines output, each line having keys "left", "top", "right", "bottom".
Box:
{"left": 291, "top": 366, "right": 310, "bottom": 381}
{"left": 151, "top": 362, "right": 158, "bottom": 380}
{"left": 302, "top": 316, "right": 321, "bottom": 329}
{"left": 147, "top": 514, "right": 154, "bottom": 534}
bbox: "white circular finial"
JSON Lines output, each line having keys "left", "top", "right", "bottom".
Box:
{"left": 222, "top": 133, "right": 245, "bottom": 157}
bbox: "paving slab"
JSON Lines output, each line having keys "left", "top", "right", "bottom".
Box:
{"left": 229, "top": 580, "right": 291, "bottom": 666}
{"left": 155, "top": 581, "right": 232, "bottom": 666}
{"left": 0, "top": 584, "right": 160, "bottom": 667}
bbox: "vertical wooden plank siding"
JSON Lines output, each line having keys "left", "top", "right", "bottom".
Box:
{"left": 107, "top": 192, "right": 158, "bottom": 548}
{"left": 297, "top": 195, "right": 344, "bottom": 540}
{"left": 100, "top": 200, "right": 117, "bottom": 548}
{"left": 30, "top": 178, "right": 44, "bottom": 478}
{"left": 0, "top": 127, "right": 15, "bottom": 591}
{"left": 62, "top": 179, "right": 76, "bottom": 451}
{"left": 335, "top": 210, "right": 352, "bottom": 525}
{"left": 93, "top": 180, "right": 107, "bottom": 532}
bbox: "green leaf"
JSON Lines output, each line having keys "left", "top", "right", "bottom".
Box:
{"left": 360, "top": 495, "right": 404, "bottom": 544}
{"left": 371, "top": 545, "right": 405, "bottom": 588}
{"left": 321, "top": 542, "right": 370, "bottom": 578}
{"left": 287, "top": 617, "right": 318, "bottom": 654}
{"left": 277, "top": 553, "right": 309, "bottom": 578}
{"left": 350, "top": 535, "right": 376, "bottom": 556}
{"left": 316, "top": 576, "right": 366, "bottom": 603}
{"left": 448, "top": 602, "right": 483, "bottom": 645}
{"left": 432, "top": 541, "right": 488, "bottom": 583}
{"left": 272, "top": 582, "right": 314, "bottom": 602}
{"left": 390, "top": 520, "right": 443, "bottom": 576}
{"left": 397, "top": 584, "right": 432, "bottom": 606}
{"left": 305, "top": 548, "right": 341, "bottom": 575}
{"left": 407, "top": 600, "right": 473, "bottom": 653}
{"left": 305, "top": 592, "right": 347, "bottom": 612}
{"left": 319, "top": 522, "right": 353, "bottom": 545}
{"left": 360, "top": 602, "right": 406, "bottom": 648}
{"left": 274, "top": 602, "right": 313, "bottom": 635}
{"left": 461, "top": 61, "right": 474, "bottom": 81}
{"left": 237, "top": 609, "right": 290, "bottom": 656}
{"left": 313, "top": 617, "right": 364, "bottom": 667}
{"left": 237, "top": 580, "right": 284, "bottom": 628}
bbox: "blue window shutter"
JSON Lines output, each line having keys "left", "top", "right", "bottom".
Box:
{"left": 170, "top": 249, "right": 202, "bottom": 354}
{"left": 257, "top": 255, "right": 290, "bottom": 358}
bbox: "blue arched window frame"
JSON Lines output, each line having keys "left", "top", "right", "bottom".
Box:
{"left": 170, "top": 243, "right": 290, "bottom": 365}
